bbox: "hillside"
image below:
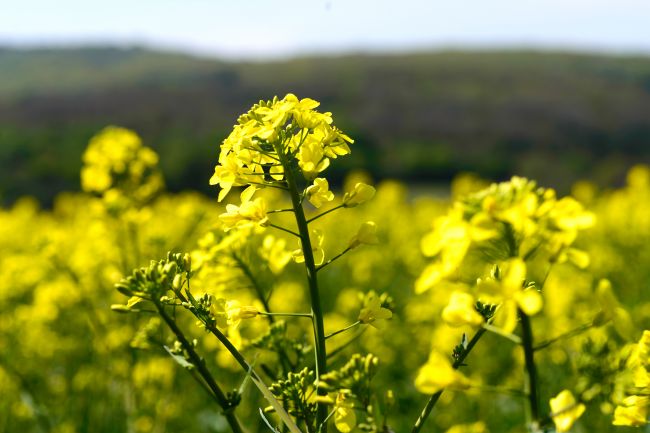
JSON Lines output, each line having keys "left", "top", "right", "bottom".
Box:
{"left": 2, "top": 46, "right": 650, "bottom": 204}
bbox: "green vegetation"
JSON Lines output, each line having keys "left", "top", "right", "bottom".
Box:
{"left": 2, "top": 47, "right": 650, "bottom": 204}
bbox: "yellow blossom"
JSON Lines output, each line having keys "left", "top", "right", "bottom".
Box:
{"left": 358, "top": 293, "right": 392, "bottom": 327}
{"left": 613, "top": 396, "right": 648, "bottom": 427}
{"left": 306, "top": 178, "right": 334, "bottom": 208}
{"left": 292, "top": 229, "right": 325, "bottom": 265}
{"left": 219, "top": 197, "right": 269, "bottom": 231}
{"left": 549, "top": 390, "right": 585, "bottom": 432}
{"left": 444, "top": 422, "right": 489, "bottom": 433}
{"left": 342, "top": 182, "right": 376, "bottom": 207}
{"left": 334, "top": 392, "right": 356, "bottom": 433}
{"left": 442, "top": 291, "right": 484, "bottom": 328}
{"left": 415, "top": 350, "right": 469, "bottom": 395}
{"left": 477, "top": 258, "right": 542, "bottom": 333}
{"left": 348, "top": 221, "right": 379, "bottom": 249}
{"left": 297, "top": 140, "right": 330, "bottom": 179}
{"left": 259, "top": 235, "right": 292, "bottom": 274}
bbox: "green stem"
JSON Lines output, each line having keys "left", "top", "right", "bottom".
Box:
{"left": 259, "top": 311, "right": 313, "bottom": 318}
{"left": 483, "top": 323, "right": 523, "bottom": 344}
{"left": 316, "top": 247, "right": 352, "bottom": 272}
{"left": 519, "top": 309, "right": 540, "bottom": 431}
{"left": 411, "top": 328, "right": 486, "bottom": 433}
{"left": 534, "top": 322, "right": 595, "bottom": 351}
{"left": 277, "top": 145, "right": 329, "bottom": 431}
{"left": 232, "top": 253, "right": 273, "bottom": 319}
{"left": 307, "top": 204, "right": 344, "bottom": 223}
{"left": 325, "top": 321, "right": 361, "bottom": 339}
{"left": 268, "top": 223, "right": 301, "bottom": 238}
{"left": 155, "top": 303, "right": 243, "bottom": 433}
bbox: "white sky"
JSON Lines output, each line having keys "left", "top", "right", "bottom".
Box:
{"left": 2, "top": 0, "right": 650, "bottom": 59}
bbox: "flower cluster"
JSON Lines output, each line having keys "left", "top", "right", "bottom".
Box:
{"left": 81, "top": 126, "right": 164, "bottom": 207}
{"left": 209, "top": 93, "right": 353, "bottom": 202}
{"left": 416, "top": 177, "right": 595, "bottom": 332}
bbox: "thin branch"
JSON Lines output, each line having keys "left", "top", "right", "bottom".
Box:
{"left": 307, "top": 205, "right": 344, "bottom": 223}
{"left": 268, "top": 223, "right": 301, "bottom": 238}
{"left": 534, "top": 322, "right": 596, "bottom": 351}
{"left": 327, "top": 328, "right": 368, "bottom": 360}
{"left": 316, "top": 247, "right": 352, "bottom": 272}
{"left": 325, "top": 321, "right": 361, "bottom": 339}
{"left": 483, "top": 323, "right": 522, "bottom": 345}
{"left": 260, "top": 311, "right": 314, "bottom": 319}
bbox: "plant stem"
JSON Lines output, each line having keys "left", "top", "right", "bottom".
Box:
{"left": 259, "top": 311, "right": 313, "bottom": 318}
{"left": 534, "top": 321, "right": 595, "bottom": 351}
{"left": 325, "top": 321, "right": 361, "bottom": 339}
{"left": 411, "top": 328, "right": 486, "bottom": 433}
{"left": 519, "top": 309, "right": 540, "bottom": 432}
{"left": 277, "top": 145, "right": 329, "bottom": 431}
{"left": 155, "top": 303, "right": 243, "bottom": 433}
{"left": 317, "top": 247, "right": 352, "bottom": 272}
{"left": 483, "top": 323, "right": 523, "bottom": 344}
{"left": 307, "top": 205, "right": 344, "bottom": 223}
{"left": 268, "top": 223, "right": 301, "bottom": 238}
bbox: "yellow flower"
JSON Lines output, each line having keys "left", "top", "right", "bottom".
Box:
{"left": 342, "top": 182, "right": 376, "bottom": 207}
{"left": 297, "top": 140, "right": 330, "bottom": 180}
{"left": 259, "top": 235, "right": 292, "bottom": 274}
{"left": 306, "top": 178, "right": 334, "bottom": 208}
{"left": 415, "top": 350, "right": 469, "bottom": 395}
{"left": 613, "top": 396, "right": 648, "bottom": 427}
{"left": 81, "top": 126, "right": 163, "bottom": 204}
{"left": 209, "top": 153, "right": 249, "bottom": 202}
{"left": 211, "top": 299, "right": 259, "bottom": 329}
{"left": 444, "top": 422, "right": 489, "bottom": 433}
{"left": 348, "top": 221, "right": 379, "bottom": 249}
{"left": 292, "top": 229, "right": 325, "bottom": 265}
{"left": 549, "top": 390, "right": 585, "bottom": 432}
{"left": 358, "top": 293, "right": 392, "bottom": 327}
{"left": 596, "top": 279, "right": 636, "bottom": 342}
{"left": 219, "top": 197, "right": 268, "bottom": 231}
{"left": 477, "top": 258, "right": 542, "bottom": 333}
{"left": 333, "top": 392, "right": 356, "bottom": 433}
{"left": 442, "top": 291, "right": 484, "bottom": 328}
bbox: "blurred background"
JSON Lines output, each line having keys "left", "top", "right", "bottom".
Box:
{"left": 2, "top": 0, "right": 650, "bottom": 204}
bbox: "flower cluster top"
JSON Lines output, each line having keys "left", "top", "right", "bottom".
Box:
{"left": 209, "top": 94, "right": 353, "bottom": 202}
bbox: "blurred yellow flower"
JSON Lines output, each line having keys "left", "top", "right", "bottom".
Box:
{"left": 358, "top": 293, "right": 392, "bottom": 327}
{"left": 343, "top": 182, "right": 376, "bottom": 207}
{"left": 348, "top": 221, "right": 379, "bottom": 249}
{"left": 415, "top": 350, "right": 469, "bottom": 395}
{"left": 334, "top": 392, "right": 356, "bottom": 433}
{"left": 613, "top": 396, "right": 648, "bottom": 427}
{"left": 442, "top": 291, "right": 484, "bottom": 328}
{"left": 549, "top": 390, "right": 585, "bottom": 432}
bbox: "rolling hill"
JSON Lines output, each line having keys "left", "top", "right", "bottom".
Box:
{"left": 2, "top": 46, "right": 650, "bottom": 205}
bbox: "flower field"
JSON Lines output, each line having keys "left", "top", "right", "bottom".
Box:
{"left": 1, "top": 95, "right": 649, "bottom": 433}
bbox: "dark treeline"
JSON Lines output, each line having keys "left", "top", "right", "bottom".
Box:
{"left": 2, "top": 46, "right": 650, "bottom": 205}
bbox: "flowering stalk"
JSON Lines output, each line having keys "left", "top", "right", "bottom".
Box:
{"left": 278, "top": 145, "right": 330, "bottom": 430}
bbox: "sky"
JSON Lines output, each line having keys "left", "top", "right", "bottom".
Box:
{"left": 2, "top": 0, "right": 650, "bottom": 59}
